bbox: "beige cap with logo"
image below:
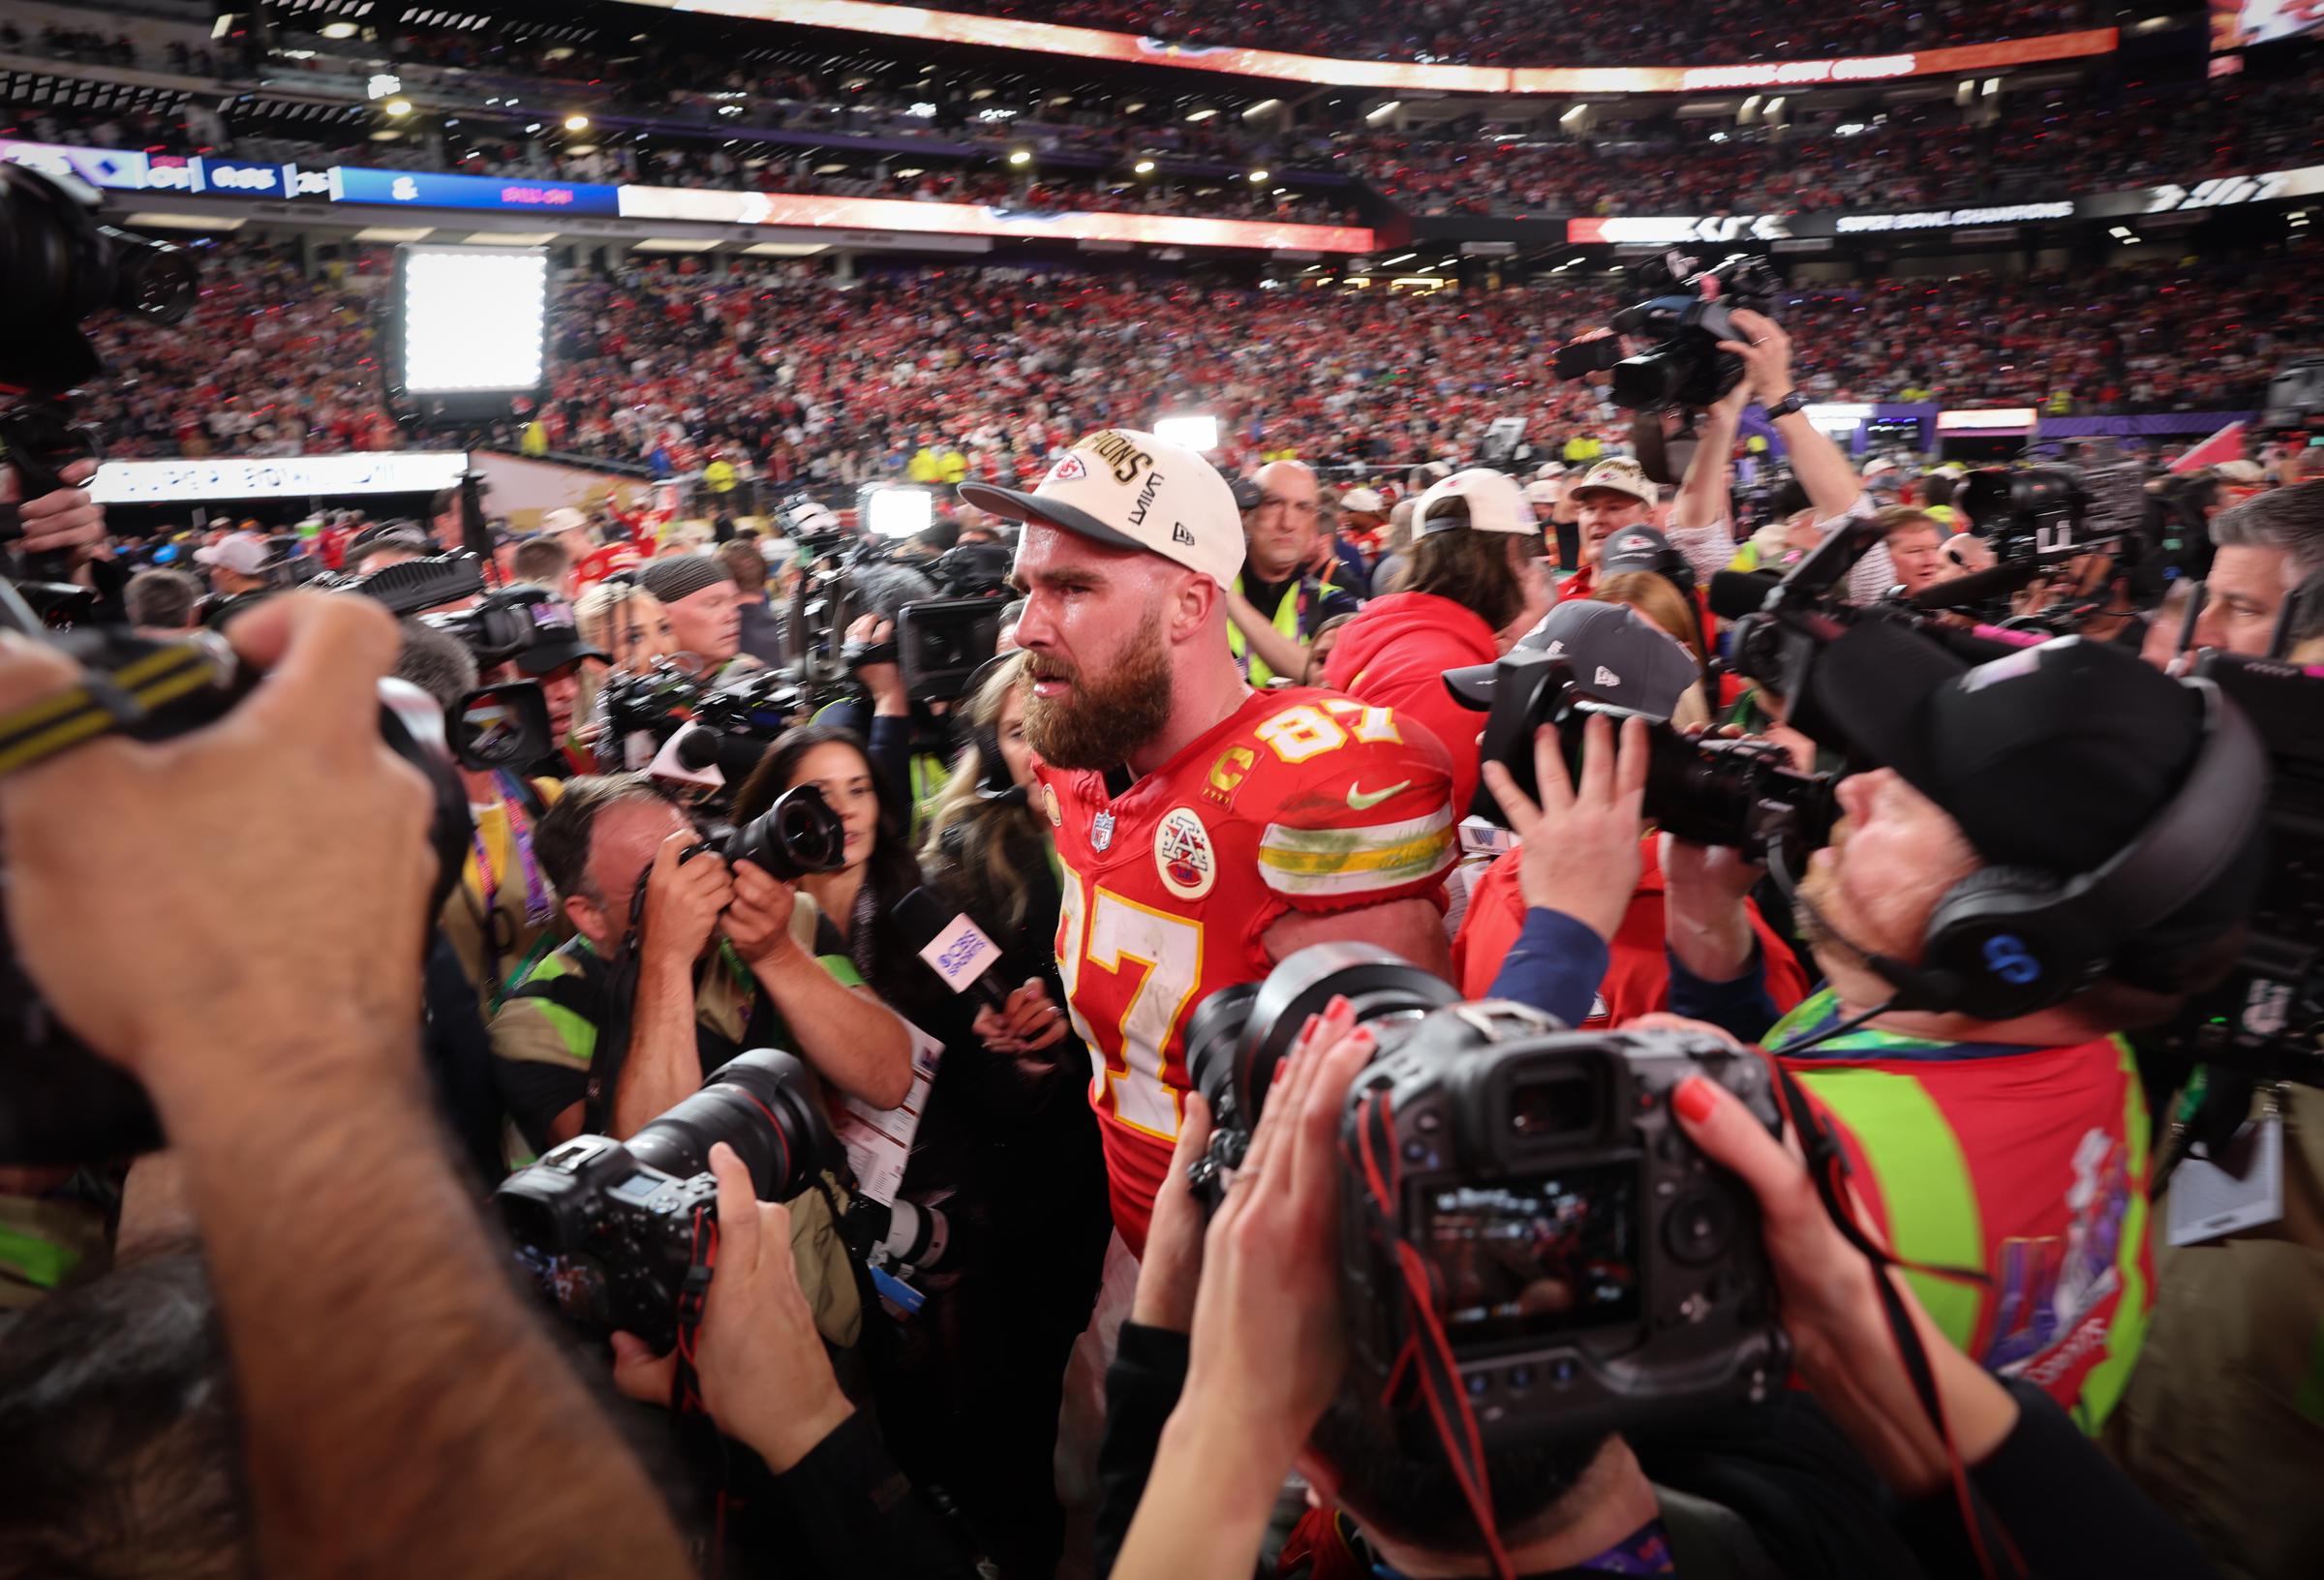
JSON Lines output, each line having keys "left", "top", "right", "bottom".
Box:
{"left": 959, "top": 428, "right": 1245, "bottom": 588}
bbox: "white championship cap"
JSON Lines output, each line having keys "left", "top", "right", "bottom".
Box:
{"left": 959, "top": 427, "right": 1244, "bottom": 588}
{"left": 1414, "top": 469, "right": 1537, "bottom": 538}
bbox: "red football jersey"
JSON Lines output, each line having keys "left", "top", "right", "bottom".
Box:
{"left": 1038, "top": 686, "right": 1457, "bottom": 1254}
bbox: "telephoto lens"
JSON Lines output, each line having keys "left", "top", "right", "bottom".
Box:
{"left": 495, "top": 1048, "right": 843, "bottom": 1350}
{"left": 726, "top": 782, "right": 848, "bottom": 881}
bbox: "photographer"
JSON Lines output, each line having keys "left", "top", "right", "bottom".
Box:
{"left": 1452, "top": 604, "right": 1810, "bottom": 1028}
{"left": 0, "top": 593, "right": 690, "bottom": 1577}
{"left": 1654, "top": 625, "right": 2265, "bottom": 1428}
{"left": 638, "top": 554, "right": 751, "bottom": 680}
{"left": 1097, "top": 1003, "right": 2212, "bottom": 1580}
{"left": 491, "top": 774, "right": 911, "bottom": 1149}
{"left": 2191, "top": 480, "right": 2324, "bottom": 655}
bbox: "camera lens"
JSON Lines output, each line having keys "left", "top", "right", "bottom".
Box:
{"left": 625, "top": 1048, "right": 836, "bottom": 1200}
{"left": 732, "top": 783, "right": 847, "bottom": 880}
{"left": 1663, "top": 1187, "right": 1737, "bottom": 1267}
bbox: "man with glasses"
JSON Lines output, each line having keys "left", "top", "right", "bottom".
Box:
{"left": 1224, "top": 460, "right": 1361, "bottom": 684}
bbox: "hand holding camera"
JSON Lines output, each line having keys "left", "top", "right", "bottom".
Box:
{"left": 1480, "top": 714, "right": 1651, "bottom": 944}
{"left": 643, "top": 830, "right": 732, "bottom": 967}
{"left": 1714, "top": 307, "right": 1796, "bottom": 410}
{"left": 719, "top": 857, "right": 802, "bottom": 968}
{"left": 0, "top": 592, "right": 435, "bottom": 1100}
{"left": 1, "top": 456, "right": 106, "bottom": 564}
{"left": 609, "top": 1140, "right": 853, "bottom": 1473}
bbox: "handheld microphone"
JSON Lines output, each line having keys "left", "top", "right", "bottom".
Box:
{"left": 891, "top": 886, "right": 1018, "bottom": 1014}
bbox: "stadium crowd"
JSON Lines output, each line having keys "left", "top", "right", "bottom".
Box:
{"left": 821, "top": 0, "right": 2100, "bottom": 66}
{"left": 78, "top": 239, "right": 2324, "bottom": 479}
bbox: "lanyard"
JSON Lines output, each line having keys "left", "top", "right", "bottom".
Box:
{"left": 474, "top": 773, "right": 554, "bottom": 931}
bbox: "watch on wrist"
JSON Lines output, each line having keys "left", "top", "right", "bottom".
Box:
{"left": 1764, "top": 390, "right": 1806, "bottom": 420}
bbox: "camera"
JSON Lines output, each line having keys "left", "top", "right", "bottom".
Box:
{"left": 2154, "top": 649, "right": 2323, "bottom": 1085}
{"left": 695, "top": 781, "right": 848, "bottom": 883}
{"left": 1464, "top": 652, "right": 1836, "bottom": 863}
{"left": 0, "top": 622, "right": 473, "bottom": 1165}
{"left": 1185, "top": 945, "right": 1788, "bottom": 1446}
{"left": 321, "top": 552, "right": 489, "bottom": 617}
{"left": 1554, "top": 251, "right": 1779, "bottom": 414}
{"left": 498, "top": 1048, "right": 842, "bottom": 1351}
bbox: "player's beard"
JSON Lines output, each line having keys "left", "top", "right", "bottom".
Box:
{"left": 1020, "top": 606, "right": 1175, "bottom": 771}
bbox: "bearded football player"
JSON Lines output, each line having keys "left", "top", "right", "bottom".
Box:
{"left": 961, "top": 431, "right": 1458, "bottom": 1252}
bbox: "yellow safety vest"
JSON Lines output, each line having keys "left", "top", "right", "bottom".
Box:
{"left": 1229, "top": 574, "right": 1321, "bottom": 685}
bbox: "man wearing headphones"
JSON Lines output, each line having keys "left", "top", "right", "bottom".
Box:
{"left": 1654, "top": 623, "right": 2266, "bottom": 1433}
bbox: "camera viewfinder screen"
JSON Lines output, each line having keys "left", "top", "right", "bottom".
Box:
{"left": 1422, "top": 1163, "right": 1640, "bottom": 1342}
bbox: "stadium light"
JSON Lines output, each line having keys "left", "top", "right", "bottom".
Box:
{"left": 1247, "top": 168, "right": 1268, "bottom": 182}
{"left": 1153, "top": 413, "right": 1220, "bottom": 453}
{"left": 1242, "top": 99, "right": 1282, "bottom": 119}
{"left": 366, "top": 73, "right": 401, "bottom": 100}
{"left": 1365, "top": 100, "right": 1401, "bottom": 123}
{"left": 391, "top": 245, "right": 549, "bottom": 407}
{"left": 321, "top": 21, "right": 358, "bottom": 41}
{"left": 863, "top": 486, "right": 936, "bottom": 537}
{"left": 1008, "top": 148, "right": 1032, "bottom": 167}
{"left": 564, "top": 113, "right": 591, "bottom": 132}
{"left": 1133, "top": 159, "right": 1156, "bottom": 174}
{"left": 383, "top": 98, "right": 413, "bottom": 118}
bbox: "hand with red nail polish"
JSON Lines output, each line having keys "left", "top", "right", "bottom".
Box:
{"left": 1671, "top": 1072, "right": 2019, "bottom": 1497}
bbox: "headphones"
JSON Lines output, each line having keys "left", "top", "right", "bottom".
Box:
{"left": 1789, "top": 676, "right": 2267, "bottom": 1020}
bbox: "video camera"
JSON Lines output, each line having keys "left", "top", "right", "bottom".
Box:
{"left": 498, "top": 1048, "right": 841, "bottom": 1350}
{"left": 1462, "top": 653, "right": 1836, "bottom": 864}
{"left": 1182, "top": 945, "right": 1788, "bottom": 1446}
{"left": 2153, "top": 648, "right": 2324, "bottom": 1085}
{"left": 1552, "top": 251, "right": 1779, "bottom": 414}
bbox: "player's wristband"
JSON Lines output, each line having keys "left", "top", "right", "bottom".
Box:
{"left": 1763, "top": 390, "right": 1806, "bottom": 420}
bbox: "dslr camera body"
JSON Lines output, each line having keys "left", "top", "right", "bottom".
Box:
{"left": 1555, "top": 251, "right": 1780, "bottom": 414}
{"left": 1186, "top": 946, "right": 1788, "bottom": 1446}
{"left": 1467, "top": 653, "right": 1835, "bottom": 864}
{"left": 498, "top": 1048, "right": 841, "bottom": 1351}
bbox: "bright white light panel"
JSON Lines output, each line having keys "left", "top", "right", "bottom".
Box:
{"left": 400, "top": 246, "right": 548, "bottom": 393}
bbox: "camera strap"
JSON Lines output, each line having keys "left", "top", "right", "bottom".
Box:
{"left": 580, "top": 864, "right": 656, "bottom": 1135}
{"left": 1764, "top": 1058, "right": 2025, "bottom": 1580}
{"left": 0, "top": 638, "right": 224, "bottom": 780}
{"left": 1346, "top": 1087, "right": 1519, "bottom": 1580}
{"left": 669, "top": 1201, "right": 738, "bottom": 1580}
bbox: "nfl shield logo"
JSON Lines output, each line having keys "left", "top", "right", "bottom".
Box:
{"left": 1091, "top": 811, "right": 1116, "bottom": 853}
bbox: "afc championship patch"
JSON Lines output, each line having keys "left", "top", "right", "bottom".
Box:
{"left": 1043, "top": 782, "right": 1062, "bottom": 827}
{"left": 1153, "top": 805, "right": 1217, "bottom": 900}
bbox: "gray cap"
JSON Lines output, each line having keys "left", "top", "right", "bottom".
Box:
{"left": 1443, "top": 599, "right": 1698, "bottom": 717}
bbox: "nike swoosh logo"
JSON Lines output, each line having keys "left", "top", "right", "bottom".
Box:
{"left": 1346, "top": 780, "right": 1411, "bottom": 811}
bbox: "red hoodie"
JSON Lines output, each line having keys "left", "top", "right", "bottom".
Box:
{"left": 1321, "top": 591, "right": 1497, "bottom": 819}
{"left": 1452, "top": 834, "right": 1813, "bottom": 1025}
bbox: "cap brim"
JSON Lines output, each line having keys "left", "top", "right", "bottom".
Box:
{"left": 956, "top": 482, "right": 1151, "bottom": 559}
{"left": 1442, "top": 663, "right": 1499, "bottom": 710}
{"left": 1805, "top": 621, "right": 1966, "bottom": 790}
{"left": 516, "top": 642, "right": 610, "bottom": 676}
{"left": 1571, "top": 485, "right": 1651, "bottom": 506}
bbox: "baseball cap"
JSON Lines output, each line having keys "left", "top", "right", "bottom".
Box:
{"left": 1569, "top": 458, "right": 1655, "bottom": 507}
{"left": 1524, "top": 478, "right": 1563, "bottom": 509}
{"left": 541, "top": 506, "right": 590, "bottom": 535}
{"left": 638, "top": 554, "right": 734, "bottom": 606}
{"left": 1413, "top": 470, "right": 1535, "bottom": 539}
{"left": 1861, "top": 458, "right": 1899, "bottom": 479}
{"left": 1598, "top": 524, "right": 1683, "bottom": 579}
{"left": 1537, "top": 462, "right": 1569, "bottom": 478}
{"left": 1810, "top": 626, "right": 2265, "bottom": 950}
{"left": 1443, "top": 599, "right": 1698, "bottom": 715}
{"left": 510, "top": 592, "right": 610, "bottom": 676}
{"left": 1340, "top": 486, "right": 1386, "bottom": 515}
{"left": 958, "top": 427, "right": 1243, "bottom": 589}
{"left": 194, "top": 531, "right": 274, "bottom": 576}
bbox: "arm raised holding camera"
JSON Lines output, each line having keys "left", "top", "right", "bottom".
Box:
{"left": 0, "top": 594, "right": 689, "bottom": 1580}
